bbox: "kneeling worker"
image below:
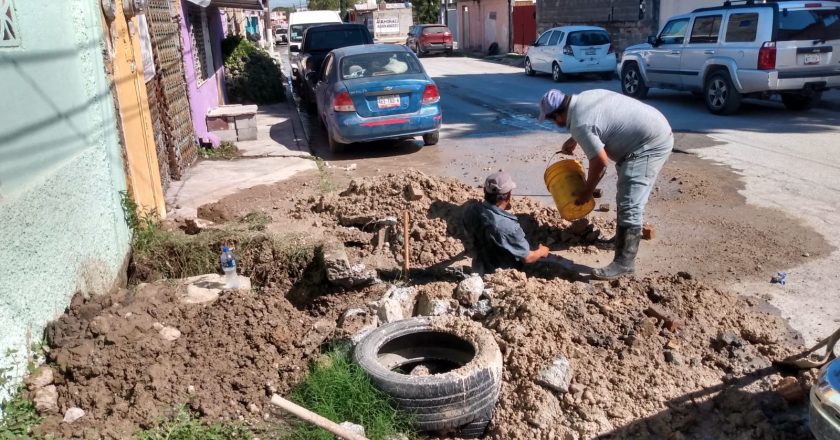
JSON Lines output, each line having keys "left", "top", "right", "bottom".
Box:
{"left": 464, "top": 171, "right": 550, "bottom": 274}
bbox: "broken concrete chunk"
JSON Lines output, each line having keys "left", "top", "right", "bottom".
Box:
{"left": 158, "top": 326, "right": 182, "bottom": 342}
{"left": 536, "top": 356, "right": 573, "bottom": 394}
{"left": 322, "top": 241, "right": 379, "bottom": 288}
{"left": 416, "top": 297, "right": 452, "bottom": 317}
{"left": 455, "top": 275, "right": 484, "bottom": 307}
{"left": 470, "top": 299, "right": 493, "bottom": 319}
{"left": 339, "top": 421, "right": 366, "bottom": 437}
{"left": 598, "top": 203, "right": 611, "bottom": 212}
{"left": 378, "top": 299, "right": 404, "bottom": 324}
{"left": 34, "top": 385, "right": 59, "bottom": 414}
{"left": 405, "top": 183, "right": 425, "bottom": 201}
{"left": 26, "top": 366, "right": 54, "bottom": 390}
{"left": 62, "top": 407, "right": 85, "bottom": 424}
{"left": 384, "top": 286, "right": 418, "bottom": 317}
{"left": 181, "top": 273, "right": 252, "bottom": 304}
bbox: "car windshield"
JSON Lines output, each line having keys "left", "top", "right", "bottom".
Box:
{"left": 567, "top": 31, "right": 610, "bottom": 46}
{"left": 777, "top": 8, "right": 840, "bottom": 42}
{"left": 422, "top": 26, "right": 449, "bottom": 34}
{"left": 305, "top": 28, "right": 370, "bottom": 51}
{"left": 341, "top": 52, "right": 423, "bottom": 79}
{"left": 290, "top": 22, "right": 333, "bottom": 42}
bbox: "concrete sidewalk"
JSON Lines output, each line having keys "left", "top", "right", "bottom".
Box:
{"left": 165, "top": 101, "right": 316, "bottom": 219}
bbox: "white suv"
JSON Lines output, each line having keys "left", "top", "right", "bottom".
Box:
{"left": 525, "top": 26, "right": 617, "bottom": 81}
{"left": 618, "top": 1, "right": 840, "bottom": 114}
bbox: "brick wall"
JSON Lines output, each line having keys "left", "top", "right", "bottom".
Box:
{"left": 536, "top": 0, "right": 660, "bottom": 51}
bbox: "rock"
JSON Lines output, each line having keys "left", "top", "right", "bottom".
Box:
{"left": 664, "top": 350, "right": 683, "bottom": 365}
{"left": 26, "top": 366, "right": 54, "bottom": 390}
{"left": 536, "top": 356, "right": 573, "bottom": 394}
{"left": 715, "top": 330, "right": 745, "bottom": 349}
{"left": 455, "top": 275, "right": 484, "bottom": 306}
{"left": 248, "top": 403, "right": 260, "bottom": 414}
{"left": 158, "top": 326, "right": 182, "bottom": 342}
{"left": 339, "top": 421, "right": 365, "bottom": 437}
{"left": 34, "top": 385, "right": 59, "bottom": 414}
{"left": 322, "top": 241, "right": 378, "bottom": 288}
{"left": 182, "top": 218, "right": 215, "bottom": 235}
{"left": 646, "top": 286, "right": 665, "bottom": 303}
{"left": 409, "top": 364, "right": 432, "bottom": 376}
{"left": 384, "top": 286, "right": 417, "bottom": 317}
{"left": 89, "top": 315, "right": 112, "bottom": 335}
{"left": 598, "top": 203, "right": 610, "bottom": 212}
{"left": 378, "top": 299, "right": 404, "bottom": 324}
{"left": 642, "top": 224, "right": 656, "bottom": 240}
{"left": 471, "top": 299, "right": 493, "bottom": 319}
{"left": 775, "top": 376, "right": 805, "bottom": 403}
{"left": 181, "top": 273, "right": 251, "bottom": 304}
{"left": 415, "top": 292, "right": 453, "bottom": 317}
{"left": 301, "top": 320, "right": 336, "bottom": 349}
{"left": 62, "top": 407, "right": 85, "bottom": 424}
{"left": 405, "top": 183, "right": 425, "bottom": 201}
{"left": 592, "top": 188, "right": 603, "bottom": 198}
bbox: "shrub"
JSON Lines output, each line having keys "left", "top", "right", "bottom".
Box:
{"left": 222, "top": 36, "right": 286, "bottom": 104}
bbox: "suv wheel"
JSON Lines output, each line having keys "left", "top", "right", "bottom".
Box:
{"left": 525, "top": 58, "right": 535, "bottom": 76}
{"left": 704, "top": 71, "right": 741, "bottom": 115}
{"left": 781, "top": 92, "right": 822, "bottom": 111}
{"left": 552, "top": 63, "right": 565, "bottom": 82}
{"left": 621, "top": 64, "right": 648, "bottom": 99}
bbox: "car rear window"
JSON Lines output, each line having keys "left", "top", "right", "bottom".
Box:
{"left": 341, "top": 52, "right": 424, "bottom": 79}
{"left": 422, "top": 26, "right": 449, "bottom": 34}
{"left": 306, "top": 28, "right": 370, "bottom": 51}
{"left": 725, "top": 12, "right": 759, "bottom": 42}
{"left": 567, "top": 31, "right": 610, "bottom": 46}
{"left": 291, "top": 22, "right": 332, "bottom": 42}
{"left": 777, "top": 8, "right": 840, "bottom": 42}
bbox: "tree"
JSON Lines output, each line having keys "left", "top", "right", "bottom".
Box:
{"left": 308, "top": 0, "right": 340, "bottom": 10}
{"left": 412, "top": 0, "right": 439, "bottom": 24}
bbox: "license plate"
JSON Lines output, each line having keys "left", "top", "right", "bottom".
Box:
{"left": 377, "top": 95, "right": 401, "bottom": 109}
{"left": 585, "top": 48, "right": 596, "bottom": 56}
{"left": 804, "top": 54, "right": 821, "bottom": 65}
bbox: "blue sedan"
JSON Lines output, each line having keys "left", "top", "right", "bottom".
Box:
{"left": 312, "top": 44, "right": 442, "bottom": 153}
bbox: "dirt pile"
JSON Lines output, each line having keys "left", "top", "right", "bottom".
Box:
{"left": 34, "top": 280, "right": 380, "bottom": 439}
{"left": 295, "top": 170, "right": 615, "bottom": 269}
{"left": 472, "top": 270, "right": 810, "bottom": 440}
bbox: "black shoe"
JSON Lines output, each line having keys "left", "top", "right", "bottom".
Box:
{"left": 591, "top": 226, "right": 641, "bottom": 280}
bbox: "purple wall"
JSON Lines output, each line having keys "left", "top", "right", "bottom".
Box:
{"left": 179, "top": 2, "right": 227, "bottom": 145}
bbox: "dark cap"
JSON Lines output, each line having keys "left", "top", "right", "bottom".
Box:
{"left": 484, "top": 171, "right": 517, "bottom": 195}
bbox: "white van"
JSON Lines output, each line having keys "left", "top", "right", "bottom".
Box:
{"left": 288, "top": 10, "right": 342, "bottom": 52}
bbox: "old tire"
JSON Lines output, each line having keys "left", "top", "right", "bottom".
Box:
{"left": 525, "top": 57, "right": 535, "bottom": 76}
{"left": 782, "top": 91, "right": 822, "bottom": 111}
{"left": 423, "top": 131, "right": 439, "bottom": 146}
{"left": 552, "top": 62, "right": 565, "bottom": 82}
{"left": 621, "top": 63, "right": 648, "bottom": 99}
{"left": 353, "top": 317, "right": 503, "bottom": 435}
{"left": 704, "top": 71, "right": 742, "bottom": 115}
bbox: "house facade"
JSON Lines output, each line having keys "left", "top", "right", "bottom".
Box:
{"left": 0, "top": 0, "right": 131, "bottom": 391}
{"left": 456, "top": 0, "right": 511, "bottom": 54}
{"left": 536, "top": 0, "right": 659, "bottom": 51}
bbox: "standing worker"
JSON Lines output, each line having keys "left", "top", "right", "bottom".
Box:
{"left": 538, "top": 89, "right": 673, "bottom": 280}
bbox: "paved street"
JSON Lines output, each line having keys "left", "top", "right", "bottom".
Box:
{"left": 280, "top": 46, "right": 840, "bottom": 346}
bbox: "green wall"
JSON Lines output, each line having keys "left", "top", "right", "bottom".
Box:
{"left": 0, "top": 0, "right": 130, "bottom": 398}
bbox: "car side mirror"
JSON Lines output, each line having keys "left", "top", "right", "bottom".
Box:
{"left": 531, "top": 41, "right": 539, "bottom": 47}
{"left": 305, "top": 71, "right": 318, "bottom": 83}
{"left": 647, "top": 35, "right": 659, "bottom": 46}
{"left": 290, "top": 45, "right": 300, "bottom": 53}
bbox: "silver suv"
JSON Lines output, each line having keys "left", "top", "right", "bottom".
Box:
{"left": 618, "top": 1, "right": 840, "bottom": 114}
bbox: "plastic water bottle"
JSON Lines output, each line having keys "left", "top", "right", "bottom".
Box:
{"left": 220, "top": 247, "right": 240, "bottom": 289}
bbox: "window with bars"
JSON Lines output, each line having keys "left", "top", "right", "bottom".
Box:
{"left": 188, "top": 7, "right": 214, "bottom": 83}
{"left": 1, "top": 0, "right": 20, "bottom": 47}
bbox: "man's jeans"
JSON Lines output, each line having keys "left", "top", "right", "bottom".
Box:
{"left": 615, "top": 135, "right": 673, "bottom": 228}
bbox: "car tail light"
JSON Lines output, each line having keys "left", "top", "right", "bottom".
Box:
{"left": 422, "top": 84, "right": 440, "bottom": 105}
{"left": 608, "top": 44, "right": 615, "bottom": 54}
{"left": 805, "top": 3, "right": 822, "bottom": 7}
{"left": 333, "top": 91, "right": 356, "bottom": 112}
{"left": 563, "top": 45, "right": 574, "bottom": 56}
{"left": 758, "top": 41, "right": 776, "bottom": 70}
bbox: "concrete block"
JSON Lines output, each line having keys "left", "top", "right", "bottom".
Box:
{"left": 213, "top": 129, "right": 238, "bottom": 142}
{"left": 235, "top": 114, "right": 257, "bottom": 129}
{"left": 206, "top": 116, "right": 232, "bottom": 131}
{"left": 237, "top": 127, "right": 258, "bottom": 141}
{"left": 207, "top": 104, "right": 258, "bottom": 118}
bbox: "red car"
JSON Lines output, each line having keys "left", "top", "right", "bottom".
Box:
{"left": 406, "top": 24, "right": 453, "bottom": 57}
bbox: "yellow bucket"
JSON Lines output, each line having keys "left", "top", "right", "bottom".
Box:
{"left": 543, "top": 159, "right": 595, "bottom": 221}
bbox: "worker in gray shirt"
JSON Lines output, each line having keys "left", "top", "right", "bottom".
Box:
{"left": 463, "top": 172, "right": 550, "bottom": 274}
{"left": 538, "top": 89, "right": 673, "bottom": 280}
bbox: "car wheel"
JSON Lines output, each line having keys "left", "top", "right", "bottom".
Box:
{"left": 552, "top": 62, "right": 565, "bottom": 82}
{"left": 782, "top": 91, "right": 822, "bottom": 111}
{"left": 327, "top": 126, "right": 345, "bottom": 153}
{"left": 423, "top": 131, "right": 439, "bottom": 146}
{"left": 704, "top": 71, "right": 742, "bottom": 115}
{"left": 524, "top": 57, "right": 535, "bottom": 76}
{"left": 353, "top": 317, "right": 503, "bottom": 436}
{"left": 621, "top": 63, "right": 649, "bottom": 99}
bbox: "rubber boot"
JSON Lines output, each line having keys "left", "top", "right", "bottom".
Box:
{"left": 591, "top": 226, "right": 641, "bottom": 280}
